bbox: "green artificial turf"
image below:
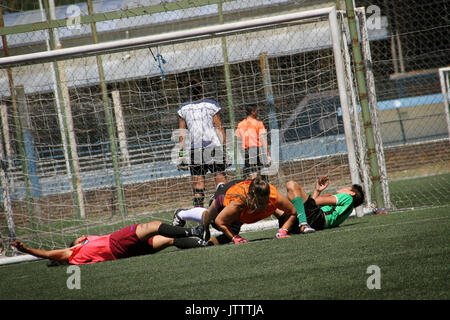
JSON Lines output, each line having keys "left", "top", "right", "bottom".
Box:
{"left": 1, "top": 206, "right": 448, "bottom": 301}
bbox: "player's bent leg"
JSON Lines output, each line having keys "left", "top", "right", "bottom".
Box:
{"left": 173, "top": 207, "right": 206, "bottom": 226}
{"left": 136, "top": 221, "right": 162, "bottom": 241}
{"left": 173, "top": 237, "right": 211, "bottom": 249}
{"left": 285, "top": 180, "right": 308, "bottom": 201}
{"left": 136, "top": 221, "right": 206, "bottom": 241}
{"left": 192, "top": 175, "right": 206, "bottom": 207}
{"left": 152, "top": 235, "right": 211, "bottom": 252}
{"left": 150, "top": 235, "right": 174, "bottom": 253}
{"left": 285, "top": 181, "right": 315, "bottom": 234}
{"left": 193, "top": 189, "right": 205, "bottom": 207}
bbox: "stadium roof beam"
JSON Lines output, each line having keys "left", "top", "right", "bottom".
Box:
{"left": 0, "top": 0, "right": 234, "bottom": 36}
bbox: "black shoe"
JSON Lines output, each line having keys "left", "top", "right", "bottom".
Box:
{"left": 191, "top": 224, "right": 210, "bottom": 241}
{"left": 172, "top": 208, "right": 186, "bottom": 227}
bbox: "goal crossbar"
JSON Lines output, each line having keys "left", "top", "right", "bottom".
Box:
{"left": 0, "top": 7, "right": 335, "bottom": 68}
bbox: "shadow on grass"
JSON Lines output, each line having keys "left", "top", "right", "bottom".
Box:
{"left": 248, "top": 237, "right": 275, "bottom": 242}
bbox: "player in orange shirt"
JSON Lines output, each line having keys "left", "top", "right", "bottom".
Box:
{"left": 197, "top": 175, "right": 311, "bottom": 245}
{"left": 236, "top": 105, "right": 272, "bottom": 180}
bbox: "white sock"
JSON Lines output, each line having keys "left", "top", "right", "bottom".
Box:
{"left": 216, "top": 182, "right": 225, "bottom": 190}
{"left": 178, "top": 207, "right": 206, "bottom": 223}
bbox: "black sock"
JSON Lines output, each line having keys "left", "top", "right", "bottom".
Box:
{"left": 158, "top": 223, "right": 192, "bottom": 238}
{"left": 173, "top": 237, "right": 208, "bottom": 249}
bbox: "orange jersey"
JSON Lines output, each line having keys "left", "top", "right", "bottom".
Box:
{"left": 223, "top": 180, "right": 278, "bottom": 224}
{"left": 236, "top": 117, "right": 267, "bottom": 149}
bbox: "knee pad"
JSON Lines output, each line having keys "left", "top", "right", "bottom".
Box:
{"left": 193, "top": 188, "right": 205, "bottom": 207}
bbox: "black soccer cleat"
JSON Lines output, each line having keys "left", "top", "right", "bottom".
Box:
{"left": 172, "top": 208, "right": 186, "bottom": 227}
{"left": 191, "top": 224, "right": 210, "bottom": 242}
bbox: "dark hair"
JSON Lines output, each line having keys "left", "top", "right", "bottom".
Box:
{"left": 245, "top": 104, "right": 258, "bottom": 116}
{"left": 189, "top": 78, "right": 204, "bottom": 101}
{"left": 351, "top": 184, "right": 365, "bottom": 208}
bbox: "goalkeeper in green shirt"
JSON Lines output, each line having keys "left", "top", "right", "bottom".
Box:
{"left": 275, "top": 176, "right": 365, "bottom": 232}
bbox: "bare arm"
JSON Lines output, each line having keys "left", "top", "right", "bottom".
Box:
{"left": 213, "top": 113, "right": 226, "bottom": 145}
{"left": 276, "top": 193, "right": 297, "bottom": 231}
{"left": 312, "top": 176, "right": 337, "bottom": 206}
{"left": 259, "top": 128, "right": 270, "bottom": 159}
{"left": 214, "top": 201, "right": 243, "bottom": 240}
{"left": 314, "top": 194, "right": 337, "bottom": 206}
{"left": 10, "top": 240, "right": 73, "bottom": 262}
{"left": 178, "top": 116, "right": 187, "bottom": 151}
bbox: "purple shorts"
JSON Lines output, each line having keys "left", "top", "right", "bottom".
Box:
{"left": 109, "top": 224, "right": 156, "bottom": 259}
{"left": 214, "top": 194, "right": 225, "bottom": 212}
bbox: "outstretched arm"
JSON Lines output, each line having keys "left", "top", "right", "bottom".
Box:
{"left": 10, "top": 240, "right": 72, "bottom": 262}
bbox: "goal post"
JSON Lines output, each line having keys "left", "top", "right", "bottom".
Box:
{"left": 0, "top": 5, "right": 383, "bottom": 257}
{"left": 438, "top": 67, "right": 450, "bottom": 139}
{"left": 353, "top": 7, "right": 392, "bottom": 212}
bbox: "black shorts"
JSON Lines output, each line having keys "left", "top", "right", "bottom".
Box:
{"left": 279, "top": 196, "right": 326, "bottom": 233}
{"left": 303, "top": 196, "right": 326, "bottom": 231}
{"left": 189, "top": 147, "right": 226, "bottom": 176}
{"left": 242, "top": 147, "right": 269, "bottom": 177}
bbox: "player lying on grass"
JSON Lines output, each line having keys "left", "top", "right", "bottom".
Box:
{"left": 10, "top": 221, "right": 207, "bottom": 265}
{"left": 173, "top": 175, "right": 313, "bottom": 245}
{"left": 274, "top": 176, "right": 365, "bottom": 233}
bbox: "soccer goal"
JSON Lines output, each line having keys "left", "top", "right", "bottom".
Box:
{"left": 0, "top": 5, "right": 387, "bottom": 259}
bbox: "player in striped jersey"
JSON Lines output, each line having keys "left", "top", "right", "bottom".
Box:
{"left": 177, "top": 78, "right": 228, "bottom": 208}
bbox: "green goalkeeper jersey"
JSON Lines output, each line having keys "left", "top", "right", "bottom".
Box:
{"left": 322, "top": 193, "right": 354, "bottom": 228}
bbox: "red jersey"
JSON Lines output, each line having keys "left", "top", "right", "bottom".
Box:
{"left": 68, "top": 235, "right": 116, "bottom": 265}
